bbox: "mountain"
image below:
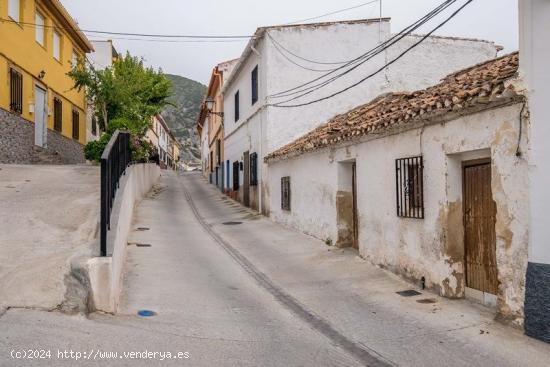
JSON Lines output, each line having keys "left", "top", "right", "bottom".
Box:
{"left": 161, "top": 74, "right": 207, "bottom": 163}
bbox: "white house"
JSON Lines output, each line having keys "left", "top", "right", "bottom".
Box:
{"left": 519, "top": 0, "right": 550, "bottom": 343}
{"left": 265, "top": 53, "right": 528, "bottom": 328}
{"left": 222, "top": 18, "right": 499, "bottom": 214}
{"left": 86, "top": 40, "right": 119, "bottom": 142}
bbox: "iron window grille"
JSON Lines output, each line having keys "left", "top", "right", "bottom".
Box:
{"left": 72, "top": 109, "right": 80, "bottom": 140}
{"left": 233, "top": 161, "right": 240, "bottom": 190}
{"left": 9, "top": 68, "right": 23, "bottom": 114}
{"left": 281, "top": 176, "right": 291, "bottom": 211}
{"left": 396, "top": 156, "right": 424, "bottom": 219}
{"left": 250, "top": 152, "right": 258, "bottom": 186}
{"left": 251, "top": 65, "right": 258, "bottom": 105}
{"left": 53, "top": 97, "right": 62, "bottom": 132}
{"left": 92, "top": 116, "right": 97, "bottom": 136}
{"left": 234, "top": 91, "right": 240, "bottom": 122}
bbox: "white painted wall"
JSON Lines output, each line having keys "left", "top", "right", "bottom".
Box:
{"left": 88, "top": 164, "right": 160, "bottom": 313}
{"left": 89, "top": 40, "right": 116, "bottom": 70}
{"left": 520, "top": 0, "right": 550, "bottom": 264}
{"left": 268, "top": 103, "right": 529, "bottom": 324}
{"left": 223, "top": 20, "right": 498, "bottom": 213}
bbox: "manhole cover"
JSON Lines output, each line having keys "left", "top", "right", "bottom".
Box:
{"left": 417, "top": 298, "right": 437, "bottom": 304}
{"left": 137, "top": 310, "right": 157, "bottom": 317}
{"left": 223, "top": 221, "right": 243, "bottom": 225}
{"left": 396, "top": 290, "right": 422, "bottom": 297}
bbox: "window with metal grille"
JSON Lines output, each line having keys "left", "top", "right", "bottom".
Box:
{"left": 9, "top": 68, "right": 23, "bottom": 114}
{"left": 91, "top": 116, "right": 97, "bottom": 136}
{"left": 251, "top": 65, "right": 258, "bottom": 105}
{"left": 72, "top": 109, "right": 80, "bottom": 140}
{"left": 281, "top": 176, "right": 291, "bottom": 211}
{"left": 395, "top": 156, "right": 424, "bottom": 219}
{"left": 234, "top": 91, "right": 240, "bottom": 122}
{"left": 216, "top": 139, "right": 221, "bottom": 165}
{"left": 233, "top": 161, "right": 240, "bottom": 191}
{"left": 250, "top": 152, "right": 258, "bottom": 186}
{"left": 53, "top": 97, "right": 62, "bottom": 132}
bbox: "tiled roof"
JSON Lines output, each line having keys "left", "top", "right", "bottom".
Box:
{"left": 265, "top": 52, "right": 520, "bottom": 163}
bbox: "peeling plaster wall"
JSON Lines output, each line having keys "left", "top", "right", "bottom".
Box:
{"left": 268, "top": 103, "right": 529, "bottom": 325}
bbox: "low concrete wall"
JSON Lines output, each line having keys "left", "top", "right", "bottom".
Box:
{"left": 88, "top": 163, "right": 160, "bottom": 313}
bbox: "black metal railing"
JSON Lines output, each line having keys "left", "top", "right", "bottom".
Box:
{"left": 100, "top": 130, "right": 131, "bottom": 256}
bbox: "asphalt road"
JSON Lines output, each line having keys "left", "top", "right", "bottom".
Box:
{"left": 1, "top": 171, "right": 549, "bottom": 367}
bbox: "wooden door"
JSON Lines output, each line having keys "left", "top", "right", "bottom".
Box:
{"left": 352, "top": 163, "right": 359, "bottom": 249}
{"left": 243, "top": 151, "right": 250, "bottom": 207}
{"left": 463, "top": 161, "right": 498, "bottom": 295}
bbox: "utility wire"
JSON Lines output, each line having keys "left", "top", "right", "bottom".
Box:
{"left": 273, "top": 0, "right": 474, "bottom": 108}
{"left": 266, "top": 33, "right": 339, "bottom": 72}
{"left": 268, "top": 0, "right": 456, "bottom": 99}
{"left": 284, "top": 0, "right": 380, "bottom": 25}
{"left": 0, "top": 17, "right": 253, "bottom": 39}
{"left": 266, "top": 32, "right": 352, "bottom": 65}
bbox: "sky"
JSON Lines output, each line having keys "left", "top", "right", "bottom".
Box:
{"left": 61, "top": 0, "right": 519, "bottom": 85}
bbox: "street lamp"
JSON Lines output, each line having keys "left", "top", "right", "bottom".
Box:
{"left": 205, "top": 96, "right": 224, "bottom": 121}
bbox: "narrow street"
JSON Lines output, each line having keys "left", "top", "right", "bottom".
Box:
{"left": 1, "top": 171, "right": 549, "bottom": 366}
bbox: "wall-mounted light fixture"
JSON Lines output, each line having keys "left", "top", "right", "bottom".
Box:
{"left": 38, "top": 70, "right": 46, "bottom": 79}
{"left": 205, "top": 96, "right": 224, "bottom": 122}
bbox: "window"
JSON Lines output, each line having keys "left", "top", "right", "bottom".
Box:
{"left": 281, "top": 176, "right": 291, "bottom": 211}
{"left": 72, "top": 109, "right": 80, "bottom": 140}
{"left": 216, "top": 139, "right": 221, "bottom": 165}
{"left": 53, "top": 31, "right": 61, "bottom": 61}
{"left": 251, "top": 65, "right": 258, "bottom": 105}
{"left": 71, "top": 50, "right": 78, "bottom": 67}
{"left": 250, "top": 152, "right": 258, "bottom": 186}
{"left": 234, "top": 91, "right": 240, "bottom": 122}
{"left": 92, "top": 116, "right": 97, "bottom": 136}
{"left": 233, "top": 161, "right": 240, "bottom": 191}
{"left": 35, "top": 12, "right": 45, "bottom": 46}
{"left": 396, "top": 156, "right": 424, "bottom": 219}
{"left": 53, "top": 97, "right": 62, "bottom": 132}
{"left": 8, "top": 0, "right": 20, "bottom": 22}
{"left": 9, "top": 68, "right": 23, "bottom": 114}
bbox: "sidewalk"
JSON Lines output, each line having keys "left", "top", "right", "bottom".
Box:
{"left": 183, "top": 172, "right": 550, "bottom": 367}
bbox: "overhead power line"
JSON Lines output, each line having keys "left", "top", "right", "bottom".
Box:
{"left": 284, "top": 0, "right": 380, "bottom": 25}
{"left": 0, "top": 17, "right": 253, "bottom": 39}
{"left": 272, "top": 0, "right": 474, "bottom": 108}
{"left": 269, "top": 0, "right": 457, "bottom": 99}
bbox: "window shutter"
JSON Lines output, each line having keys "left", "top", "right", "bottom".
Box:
{"left": 234, "top": 91, "right": 240, "bottom": 121}
{"left": 53, "top": 98, "right": 62, "bottom": 132}
{"left": 72, "top": 110, "right": 80, "bottom": 140}
{"left": 251, "top": 66, "right": 258, "bottom": 105}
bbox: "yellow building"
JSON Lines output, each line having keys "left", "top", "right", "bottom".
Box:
{"left": 0, "top": 0, "right": 93, "bottom": 163}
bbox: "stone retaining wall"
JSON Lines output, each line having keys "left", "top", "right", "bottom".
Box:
{"left": 0, "top": 107, "right": 85, "bottom": 164}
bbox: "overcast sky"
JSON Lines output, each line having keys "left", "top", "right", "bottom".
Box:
{"left": 62, "top": 0, "right": 518, "bottom": 84}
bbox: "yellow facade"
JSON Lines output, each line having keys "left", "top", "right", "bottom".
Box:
{"left": 0, "top": 0, "right": 93, "bottom": 144}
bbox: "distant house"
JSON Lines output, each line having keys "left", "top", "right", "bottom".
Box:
{"left": 197, "top": 59, "right": 238, "bottom": 187}
{"left": 265, "top": 53, "right": 528, "bottom": 327}
{"left": 221, "top": 18, "right": 499, "bottom": 213}
{"left": 146, "top": 115, "right": 180, "bottom": 170}
{"left": 87, "top": 40, "right": 119, "bottom": 142}
{"left": 0, "top": 0, "right": 94, "bottom": 163}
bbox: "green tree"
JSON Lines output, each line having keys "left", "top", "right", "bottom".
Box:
{"left": 68, "top": 53, "right": 172, "bottom": 161}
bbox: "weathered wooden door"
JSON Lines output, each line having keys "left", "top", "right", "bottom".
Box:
{"left": 352, "top": 163, "right": 359, "bottom": 249}
{"left": 243, "top": 151, "right": 250, "bottom": 207}
{"left": 463, "top": 161, "right": 498, "bottom": 295}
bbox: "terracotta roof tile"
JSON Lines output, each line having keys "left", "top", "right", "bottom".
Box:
{"left": 265, "top": 52, "right": 520, "bottom": 162}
